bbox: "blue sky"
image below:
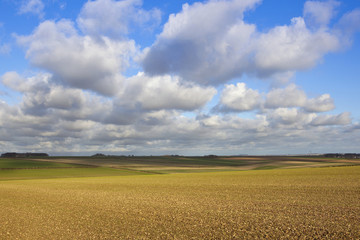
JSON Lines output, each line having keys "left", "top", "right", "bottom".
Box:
{"left": 0, "top": 0, "right": 359, "bottom": 156}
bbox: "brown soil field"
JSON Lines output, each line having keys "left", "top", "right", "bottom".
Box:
{"left": 0, "top": 166, "right": 359, "bottom": 239}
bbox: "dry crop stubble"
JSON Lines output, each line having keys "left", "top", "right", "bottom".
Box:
{"left": 0, "top": 166, "right": 359, "bottom": 239}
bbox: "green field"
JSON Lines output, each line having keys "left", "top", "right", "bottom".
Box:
{"left": 0, "top": 158, "right": 82, "bottom": 169}
{"left": 0, "top": 157, "right": 359, "bottom": 239}
{"left": 0, "top": 167, "right": 151, "bottom": 181}
{"left": 0, "top": 158, "right": 150, "bottom": 180}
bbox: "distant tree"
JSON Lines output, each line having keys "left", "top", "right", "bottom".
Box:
{"left": 92, "top": 153, "right": 106, "bottom": 158}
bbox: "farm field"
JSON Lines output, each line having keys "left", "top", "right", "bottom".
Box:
{"left": 27, "top": 155, "right": 360, "bottom": 174}
{"left": 0, "top": 158, "right": 359, "bottom": 239}
{"left": 2, "top": 155, "right": 358, "bottom": 181}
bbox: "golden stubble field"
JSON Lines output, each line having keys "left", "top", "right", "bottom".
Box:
{"left": 1, "top": 166, "right": 359, "bottom": 239}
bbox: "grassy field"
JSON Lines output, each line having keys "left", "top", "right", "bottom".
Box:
{"left": 0, "top": 158, "right": 150, "bottom": 180}
{"left": 0, "top": 158, "right": 83, "bottom": 169}
{"left": 0, "top": 161, "right": 359, "bottom": 239}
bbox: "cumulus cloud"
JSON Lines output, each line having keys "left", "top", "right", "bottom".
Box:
{"left": 18, "top": 0, "right": 44, "bottom": 18}
{"left": 142, "top": 0, "right": 259, "bottom": 85}
{"left": 16, "top": 20, "right": 137, "bottom": 96}
{"left": 210, "top": 83, "right": 336, "bottom": 114}
{"left": 199, "top": 114, "right": 269, "bottom": 133}
{"left": 117, "top": 72, "right": 216, "bottom": 111}
{"left": 77, "top": 0, "right": 161, "bottom": 39}
{"left": 141, "top": 0, "right": 354, "bottom": 86}
{"left": 0, "top": 87, "right": 355, "bottom": 154}
{"left": 266, "top": 107, "right": 350, "bottom": 128}
{"left": 214, "top": 82, "right": 261, "bottom": 112}
{"left": 265, "top": 84, "right": 307, "bottom": 109}
{"left": 102, "top": 72, "right": 216, "bottom": 125}
{"left": 20, "top": 84, "right": 85, "bottom": 116}
{"left": 2, "top": 71, "right": 27, "bottom": 91}
{"left": 3, "top": 72, "right": 85, "bottom": 115}
{"left": 1, "top": 70, "right": 216, "bottom": 131}
{"left": 254, "top": 17, "right": 339, "bottom": 75}
{"left": 2, "top": 72, "right": 111, "bottom": 122}
{"left": 267, "top": 108, "right": 315, "bottom": 126}
{"left": 304, "top": 94, "right": 335, "bottom": 112}
{"left": 265, "top": 84, "right": 335, "bottom": 113}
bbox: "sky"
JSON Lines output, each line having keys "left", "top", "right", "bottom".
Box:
{"left": 0, "top": 0, "right": 359, "bottom": 156}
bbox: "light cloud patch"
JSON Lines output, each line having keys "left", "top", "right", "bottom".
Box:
{"left": 0, "top": 43, "right": 11, "bottom": 55}
{"left": 303, "top": 0, "right": 340, "bottom": 27}
{"left": 18, "top": 0, "right": 45, "bottom": 18}
{"left": 77, "top": 0, "right": 161, "bottom": 39}
{"left": 335, "top": 9, "right": 360, "bottom": 38}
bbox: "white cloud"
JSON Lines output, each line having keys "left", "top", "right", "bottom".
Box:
{"left": 267, "top": 108, "right": 314, "bottom": 126}
{"left": 214, "top": 82, "right": 261, "bottom": 112}
{"left": 2, "top": 72, "right": 85, "bottom": 115}
{"left": 266, "top": 107, "right": 350, "bottom": 127}
{"left": 77, "top": 0, "right": 161, "bottom": 38}
{"left": 44, "top": 86, "right": 85, "bottom": 110}
{"left": 116, "top": 72, "right": 217, "bottom": 111}
{"left": 17, "top": 20, "right": 137, "bottom": 96}
{"left": 18, "top": 0, "right": 45, "bottom": 18}
{"left": 2, "top": 72, "right": 111, "bottom": 122}
{"left": 265, "top": 84, "right": 307, "bottom": 108}
{"left": 200, "top": 114, "right": 269, "bottom": 133}
{"left": 160, "top": 0, "right": 259, "bottom": 39}
{"left": 2, "top": 71, "right": 28, "bottom": 91}
{"left": 254, "top": 17, "right": 339, "bottom": 75}
{"left": 304, "top": 94, "right": 335, "bottom": 112}
{"left": 265, "top": 84, "right": 335, "bottom": 113}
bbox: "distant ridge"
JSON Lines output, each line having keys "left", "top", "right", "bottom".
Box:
{"left": 1, "top": 152, "right": 49, "bottom": 158}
